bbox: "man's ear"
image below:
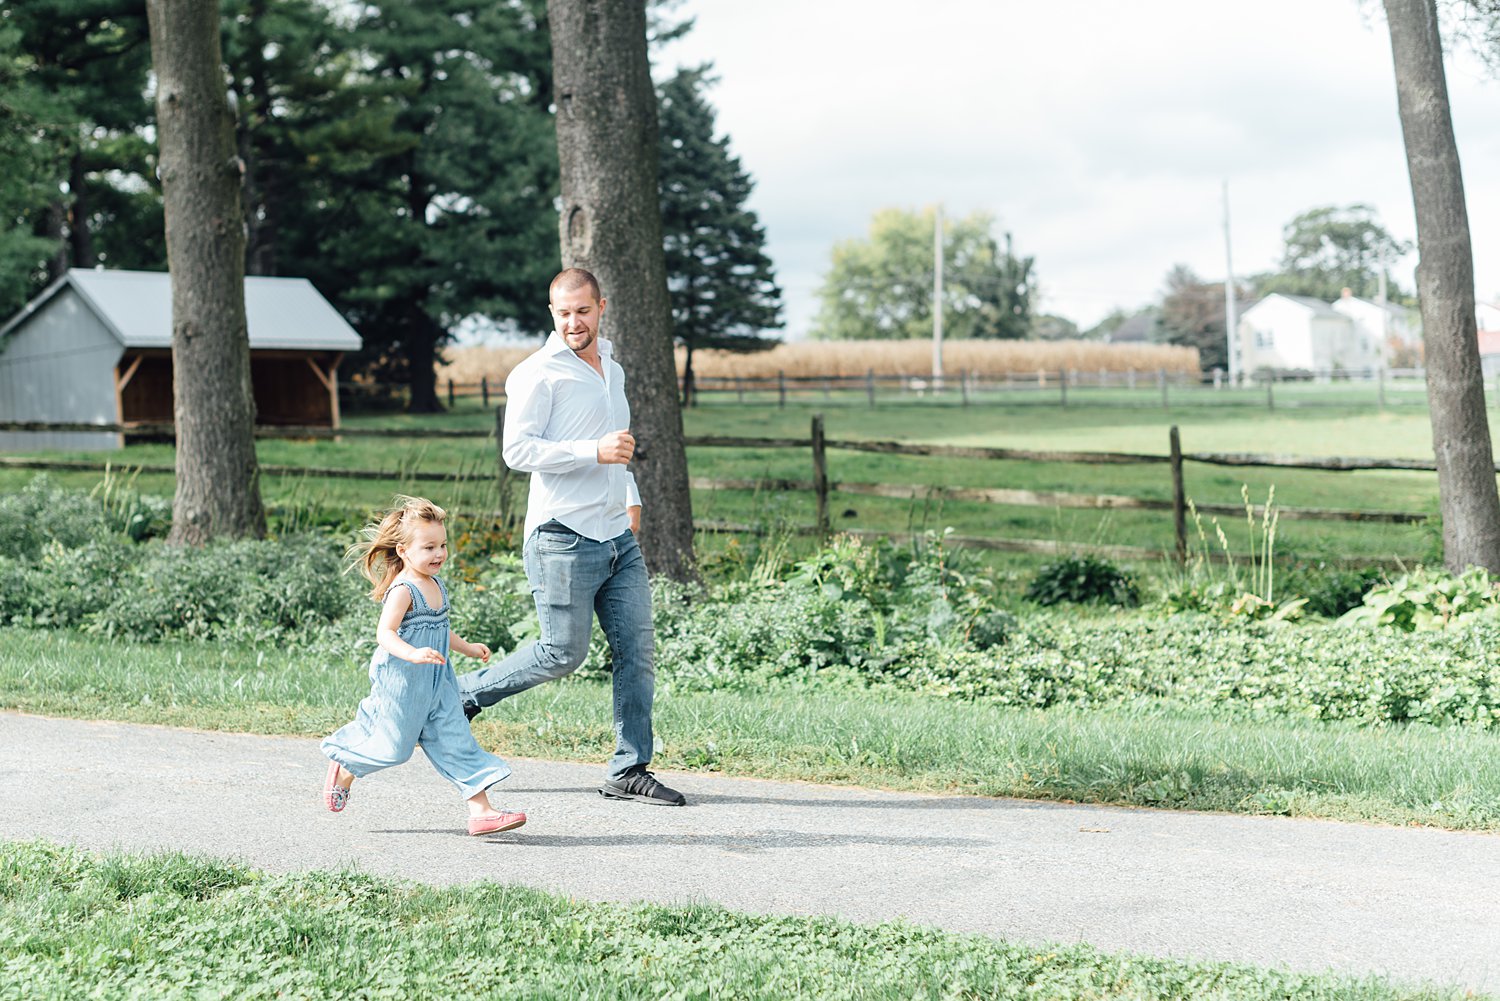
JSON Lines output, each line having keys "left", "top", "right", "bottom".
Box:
{"left": 597, "top": 297, "right": 607, "bottom": 315}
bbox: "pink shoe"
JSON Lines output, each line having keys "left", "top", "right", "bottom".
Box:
{"left": 468, "top": 811, "right": 526, "bottom": 836}
{"left": 323, "top": 760, "right": 350, "bottom": 813}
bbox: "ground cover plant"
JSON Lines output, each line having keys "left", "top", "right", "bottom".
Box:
{"left": 0, "top": 841, "right": 1483, "bottom": 1001}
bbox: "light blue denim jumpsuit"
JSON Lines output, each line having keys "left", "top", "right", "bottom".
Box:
{"left": 322, "top": 578, "right": 510, "bottom": 800}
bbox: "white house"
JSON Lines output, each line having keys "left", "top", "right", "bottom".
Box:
{"left": 0, "top": 269, "right": 362, "bottom": 451}
{"left": 1331, "top": 290, "right": 1419, "bottom": 365}
{"left": 1237, "top": 293, "right": 1382, "bottom": 376}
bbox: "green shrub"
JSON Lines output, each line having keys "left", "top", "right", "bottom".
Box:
{"left": 89, "top": 536, "right": 363, "bottom": 642}
{"left": 1338, "top": 566, "right": 1500, "bottom": 631}
{"left": 894, "top": 611, "right": 1500, "bottom": 728}
{"left": 0, "top": 539, "right": 133, "bottom": 628}
{"left": 1279, "top": 563, "right": 1385, "bottom": 618}
{"left": 0, "top": 477, "right": 117, "bottom": 554}
{"left": 1025, "top": 555, "right": 1139, "bottom": 607}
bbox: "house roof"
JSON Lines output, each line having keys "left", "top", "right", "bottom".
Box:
{"left": 1478, "top": 329, "right": 1500, "bottom": 356}
{"left": 0, "top": 269, "right": 362, "bottom": 351}
{"left": 1248, "top": 293, "right": 1343, "bottom": 318}
{"left": 1107, "top": 312, "right": 1154, "bottom": 343}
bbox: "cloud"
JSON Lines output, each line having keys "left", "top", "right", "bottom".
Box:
{"left": 659, "top": 0, "right": 1500, "bottom": 332}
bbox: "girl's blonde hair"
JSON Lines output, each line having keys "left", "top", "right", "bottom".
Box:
{"left": 349, "top": 495, "right": 447, "bottom": 602}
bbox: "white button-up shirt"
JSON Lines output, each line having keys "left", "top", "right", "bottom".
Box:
{"left": 503, "top": 332, "right": 641, "bottom": 541}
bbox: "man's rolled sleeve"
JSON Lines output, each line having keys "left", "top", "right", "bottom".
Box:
{"left": 624, "top": 470, "right": 641, "bottom": 508}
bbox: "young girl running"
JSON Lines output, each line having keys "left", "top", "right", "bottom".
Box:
{"left": 321, "top": 496, "right": 525, "bottom": 836}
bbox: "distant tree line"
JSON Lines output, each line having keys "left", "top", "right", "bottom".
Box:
{"left": 0, "top": 0, "right": 781, "bottom": 411}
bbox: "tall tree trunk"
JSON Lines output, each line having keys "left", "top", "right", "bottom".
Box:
{"left": 547, "top": 0, "right": 696, "bottom": 581}
{"left": 147, "top": 0, "right": 265, "bottom": 544}
{"left": 407, "top": 306, "right": 443, "bottom": 413}
{"left": 43, "top": 200, "right": 67, "bottom": 281}
{"left": 68, "top": 151, "right": 94, "bottom": 266}
{"left": 1385, "top": 0, "right": 1500, "bottom": 572}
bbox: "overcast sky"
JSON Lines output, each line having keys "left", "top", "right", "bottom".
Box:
{"left": 653, "top": 0, "right": 1500, "bottom": 337}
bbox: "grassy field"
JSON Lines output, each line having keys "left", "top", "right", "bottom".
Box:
{"left": 6, "top": 628, "right": 1499, "bottom": 832}
{"left": 0, "top": 390, "right": 1463, "bottom": 565}
{"left": 5, "top": 841, "right": 1478, "bottom": 1001}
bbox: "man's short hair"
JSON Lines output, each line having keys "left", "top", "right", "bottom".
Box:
{"left": 550, "top": 267, "right": 601, "bottom": 302}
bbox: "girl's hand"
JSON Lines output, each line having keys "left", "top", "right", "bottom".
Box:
{"left": 471, "top": 643, "right": 491, "bottom": 663}
{"left": 409, "top": 647, "right": 446, "bottom": 665}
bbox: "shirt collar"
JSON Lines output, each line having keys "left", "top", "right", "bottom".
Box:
{"left": 544, "top": 331, "right": 612, "bottom": 361}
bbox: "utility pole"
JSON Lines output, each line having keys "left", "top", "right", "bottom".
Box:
{"left": 933, "top": 204, "right": 944, "bottom": 386}
{"left": 1223, "top": 180, "right": 1240, "bottom": 386}
{"left": 1377, "top": 268, "right": 1391, "bottom": 370}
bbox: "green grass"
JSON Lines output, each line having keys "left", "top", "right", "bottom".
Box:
{"left": 0, "top": 841, "right": 1482, "bottom": 1000}
{"left": 6, "top": 628, "right": 1499, "bottom": 832}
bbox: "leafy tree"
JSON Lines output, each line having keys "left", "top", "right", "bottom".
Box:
{"left": 1385, "top": 0, "right": 1500, "bottom": 573}
{"left": 1029, "top": 313, "right": 1079, "bottom": 341}
{"left": 1082, "top": 307, "right": 1131, "bottom": 342}
{"left": 145, "top": 0, "right": 264, "bottom": 542}
{"left": 1254, "top": 204, "right": 1411, "bottom": 302}
{"left": 657, "top": 65, "right": 782, "bottom": 406}
{"left": 550, "top": 0, "right": 696, "bottom": 581}
{"left": 1157, "top": 265, "right": 1246, "bottom": 373}
{"left": 811, "top": 207, "right": 1033, "bottom": 341}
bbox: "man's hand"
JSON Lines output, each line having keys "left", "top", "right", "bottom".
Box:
{"left": 597, "top": 430, "right": 635, "bottom": 465}
{"left": 628, "top": 505, "right": 641, "bottom": 534}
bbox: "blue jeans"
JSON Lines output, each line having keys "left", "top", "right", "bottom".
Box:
{"left": 457, "top": 526, "right": 655, "bottom": 782}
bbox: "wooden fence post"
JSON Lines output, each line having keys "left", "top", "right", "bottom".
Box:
{"left": 778, "top": 370, "right": 787, "bottom": 409}
{"left": 1059, "top": 371, "right": 1068, "bottom": 407}
{"left": 811, "top": 413, "right": 830, "bottom": 537}
{"left": 1266, "top": 379, "right": 1274, "bottom": 411}
{"left": 866, "top": 368, "right": 876, "bottom": 408}
{"left": 1158, "top": 368, "right": 1168, "bottom": 409}
{"left": 1170, "top": 424, "right": 1186, "bottom": 565}
{"left": 960, "top": 368, "right": 970, "bottom": 407}
{"left": 481, "top": 375, "right": 489, "bottom": 408}
{"left": 448, "top": 378, "right": 455, "bottom": 408}
{"left": 1378, "top": 367, "right": 1386, "bottom": 411}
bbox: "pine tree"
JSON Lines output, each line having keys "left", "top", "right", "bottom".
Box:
{"left": 1, "top": 0, "right": 158, "bottom": 301}
{"left": 0, "top": 21, "right": 62, "bottom": 317}
{"left": 270, "top": 0, "right": 558, "bottom": 412}
{"left": 657, "top": 65, "right": 782, "bottom": 405}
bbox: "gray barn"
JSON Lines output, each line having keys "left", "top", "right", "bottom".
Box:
{"left": 0, "top": 269, "right": 362, "bottom": 451}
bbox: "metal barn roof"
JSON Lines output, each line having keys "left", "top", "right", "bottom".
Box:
{"left": 0, "top": 269, "right": 362, "bottom": 351}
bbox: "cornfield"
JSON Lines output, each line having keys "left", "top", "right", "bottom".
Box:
{"left": 437, "top": 340, "right": 1200, "bottom": 383}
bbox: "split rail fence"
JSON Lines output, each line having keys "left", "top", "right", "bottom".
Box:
{"left": 0, "top": 412, "right": 1439, "bottom": 567}
{"left": 391, "top": 365, "right": 1455, "bottom": 413}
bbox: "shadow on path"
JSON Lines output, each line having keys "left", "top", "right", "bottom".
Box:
{"left": 370, "top": 828, "right": 992, "bottom": 850}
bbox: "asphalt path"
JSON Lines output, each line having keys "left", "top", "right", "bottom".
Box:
{"left": 2, "top": 711, "right": 1496, "bottom": 993}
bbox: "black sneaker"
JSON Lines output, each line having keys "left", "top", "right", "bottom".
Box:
{"left": 462, "top": 701, "right": 482, "bottom": 722}
{"left": 599, "top": 769, "right": 686, "bottom": 806}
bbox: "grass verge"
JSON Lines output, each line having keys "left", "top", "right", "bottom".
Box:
{"left": 5, "top": 629, "right": 1499, "bottom": 832}
{"left": 0, "top": 840, "right": 1483, "bottom": 1001}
